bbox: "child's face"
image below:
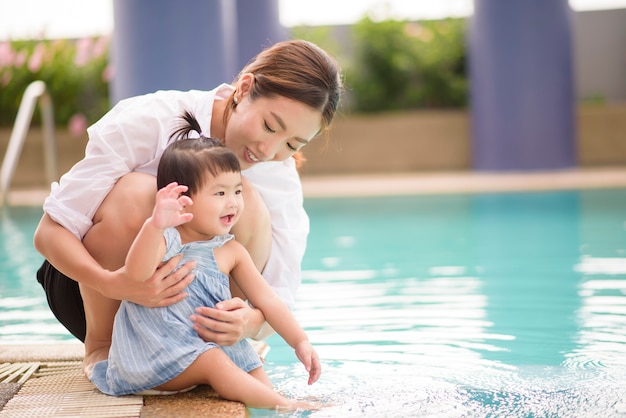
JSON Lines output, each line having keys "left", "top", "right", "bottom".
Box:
{"left": 184, "top": 171, "right": 244, "bottom": 239}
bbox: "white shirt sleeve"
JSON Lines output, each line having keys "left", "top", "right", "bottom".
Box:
{"left": 43, "top": 89, "right": 214, "bottom": 239}
{"left": 242, "top": 159, "right": 309, "bottom": 309}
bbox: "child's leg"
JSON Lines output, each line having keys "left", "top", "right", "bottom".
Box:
{"left": 154, "top": 348, "right": 293, "bottom": 410}
{"left": 249, "top": 367, "right": 274, "bottom": 389}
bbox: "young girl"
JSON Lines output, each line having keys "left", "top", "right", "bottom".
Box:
{"left": 88, "top": 112, "right": 321, "bottom": 410}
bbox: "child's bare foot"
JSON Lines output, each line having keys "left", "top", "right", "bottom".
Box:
{"left": 276, "top": 398, "right": 327, "bottom": 413}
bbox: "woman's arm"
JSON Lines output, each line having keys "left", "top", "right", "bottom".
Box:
{"left": 34, "top": 213, "right": 194, "bottom": 306}
{"left": 34, "top": 213, "right": 116, "bottom": 291}
{"left": 192, "top": 297, "right": 267, "bottom": 345}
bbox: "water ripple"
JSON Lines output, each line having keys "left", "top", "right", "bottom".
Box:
{"left": 252, "top": 362, "right": 626, "bottom": 418}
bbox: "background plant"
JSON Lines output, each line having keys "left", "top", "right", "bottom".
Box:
{"left": 293, "top": 17, "right": 468, "bottom": 113}
{"left": 0, "top": 16, "right": 468, "bottom": 129}
{"left": 0, "top": 36, "right": 111, "bottom": 131}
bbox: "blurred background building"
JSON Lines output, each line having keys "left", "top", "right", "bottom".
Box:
{"left": 0, "top": 0, "right": 624, "bottom": 187}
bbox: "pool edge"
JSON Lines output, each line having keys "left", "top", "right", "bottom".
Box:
{"left": 7, "top": 167, "right": 626, "bottom": 206}
{"left": 0, "top": 343, "right": 247, "bottom": 417}
{"left": 300, "top": 167, "right": 626, "bottom": 198}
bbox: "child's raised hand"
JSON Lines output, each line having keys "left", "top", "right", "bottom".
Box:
{"left": 295, "top": 340, "right": 321, "bottom": 385}
{"left": 151, "top": 182, "right": 194, "bottom": 230}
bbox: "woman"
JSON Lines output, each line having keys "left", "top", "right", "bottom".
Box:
{"left": 33, "top": 39, "right": 342, "bottom": 373}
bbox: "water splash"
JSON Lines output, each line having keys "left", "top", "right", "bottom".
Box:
{"left": 251, "top": 362, "right": 626, "bottom": 417}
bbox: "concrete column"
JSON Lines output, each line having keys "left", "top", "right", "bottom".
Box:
{"left": 235, "top": 0, "right": 287, "bottom": 71}
{"left": 110, "top": 0, "right": 237, "bottom": 104}
{"left": 468, "top": 0, "right": 576, "bottom": 171}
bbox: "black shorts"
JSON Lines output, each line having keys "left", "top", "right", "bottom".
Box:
{"left": 36, "top": 260, "right": 86, "bottom": 342}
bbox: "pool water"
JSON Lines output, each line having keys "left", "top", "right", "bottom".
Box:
{"left": 2, "top": 189, "right": 626, "bottom": 417}
{"left": 0, "top": 206, "right": 71, "bottom": 342}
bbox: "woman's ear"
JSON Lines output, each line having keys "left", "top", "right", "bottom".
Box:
{"left": 236, "top": 73, "right": 255, "bottom": 100}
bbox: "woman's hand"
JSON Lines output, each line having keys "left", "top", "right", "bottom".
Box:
{"left": 100, "top": 255, "right": 196, "bottom": 307}
{"left": 190, "top": 297, "right": 265, "bottom": 346}
{"left": 295, "top": 340, "right": 321, "bottom": 385}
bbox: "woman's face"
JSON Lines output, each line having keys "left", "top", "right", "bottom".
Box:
{"left": 223, "top": 75, "right": 323, "bottom": 170}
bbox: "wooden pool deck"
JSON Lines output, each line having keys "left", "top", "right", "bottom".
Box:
{"left": 2, "top": 167, "right": 626, "bottom": 416}
{"left": 0, "top": 343, "right": 247, "bottom": 417}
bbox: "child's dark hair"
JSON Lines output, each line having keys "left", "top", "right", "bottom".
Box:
{"left": 158, "top": 111, "right": 240, "bottom": 196}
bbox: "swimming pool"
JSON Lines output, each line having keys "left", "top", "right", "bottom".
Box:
{"left": 2, "top": 189, "right": 626, "bottom": 416}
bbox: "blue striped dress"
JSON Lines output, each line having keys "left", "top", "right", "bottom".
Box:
{"left": 89, "top": 228, "right": 263, "bottom": 396}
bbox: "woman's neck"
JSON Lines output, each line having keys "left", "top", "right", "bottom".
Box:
{"left": 210, "top": 94, "right": 227, "bottom": 141}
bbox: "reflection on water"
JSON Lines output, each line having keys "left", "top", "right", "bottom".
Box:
{"left": 253, "top": 189, "right": 626, "bottom": 417}
{"left": 569, "top": 260, "right": 626, "bottom": 369}
{"left": 0, "top": 206, "right": 72, "bottom": 342}
{"left": 296, "top": 272, "right": 503, "bottom": 369}
{"left": 2, "top": 190, "right": 626, "bottom": 417}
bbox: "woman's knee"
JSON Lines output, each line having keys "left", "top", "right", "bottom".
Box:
{"left": 84, "top": 172, "right": 156, "bottom": 267}
{"left": 94, "top": 173, "right": 155, "bottom": 234}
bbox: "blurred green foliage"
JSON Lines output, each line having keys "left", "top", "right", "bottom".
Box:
{"left": 0, "top": 16, "right": 468, "bottom": 129}
{"left": 293, "top": 17, "right": 468, "bottom": 113}
{"left": 0, "top": 37, "right": 110, "bottom": 128}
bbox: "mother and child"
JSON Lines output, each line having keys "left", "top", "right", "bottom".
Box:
{"left": 33, "top": 39, "right": 343, "bottom": 410}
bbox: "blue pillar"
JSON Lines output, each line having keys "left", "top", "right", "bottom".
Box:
{"left": 468, "top": 0, "right": 576, "bottom": 171}
{"left": 111, "top": 0, "right": 237, "bottom": 104}
{"left": 235, "top": 0, "right": 287, "bottom": 71}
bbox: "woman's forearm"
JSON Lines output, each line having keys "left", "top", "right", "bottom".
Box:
{"left": 242, "top": 305, "right": 269, "bottom": 340}
{"left": 34, "top": 212, "right": 194, "bottom": 307}
{"left": 33, "top": 213, "right": 112, "bottom": 291}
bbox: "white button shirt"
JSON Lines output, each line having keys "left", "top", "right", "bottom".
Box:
{"left": 43, "top": 84, "right": 308, "bottom": 309}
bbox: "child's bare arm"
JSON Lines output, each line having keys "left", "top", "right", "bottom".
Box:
{"left": 125, "top": 182, "right": 193, "bottom": 281}
{"left": 228, "top": 241, "right": 321, "bottom": 384}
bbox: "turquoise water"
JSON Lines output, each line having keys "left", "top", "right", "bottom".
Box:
{"left": 2, "top": 189, "right": 626, "bottom": 416}
{"left": 0, "top": 206, "right": 71, "bottom": 342}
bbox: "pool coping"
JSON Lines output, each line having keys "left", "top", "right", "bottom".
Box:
{"left": 0, "top": 343, "right": 247, "bottom": 417}
{"left": 6, "top": 167, "right": 626, "bottom": 207}
{"left": 300, "top": 167, "right": 626, "bottom": 198}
